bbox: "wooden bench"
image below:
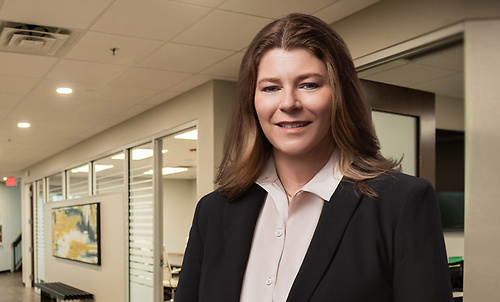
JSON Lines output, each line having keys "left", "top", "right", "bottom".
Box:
{"left": 35, "top": 282, "right": 93, "bottom": 301}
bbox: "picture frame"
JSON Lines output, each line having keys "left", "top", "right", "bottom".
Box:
{"left": 52, "top": 202, "right": 101, "bottom": 265}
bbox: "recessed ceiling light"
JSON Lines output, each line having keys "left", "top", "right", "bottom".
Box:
{"left": 17, "top": 122, "right": 30, "bottom": 128}
{"left": 56, "top": 87, "right": 72, "bottom": 94}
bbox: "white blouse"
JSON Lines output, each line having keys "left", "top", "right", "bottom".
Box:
{"left": 240, "top": 150, "right": 343, "bottom": 302}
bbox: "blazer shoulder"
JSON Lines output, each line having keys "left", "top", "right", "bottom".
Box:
{"left": 371, "top": 172, "right": 434, "bottom": 193}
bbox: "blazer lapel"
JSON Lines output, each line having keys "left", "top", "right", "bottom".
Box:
{"left": 221, "top": 184, "right": 267, "bottom": 302}
{"left": 287, "top": 179, "right": 363, "bottom": 302}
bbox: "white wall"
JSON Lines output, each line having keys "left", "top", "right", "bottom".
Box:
{"left": 44, "top": 194, "right": 126, "bottom": 302}
{"left": 163, "top": 179, "right": 197, "bottom": 254}
{"left": 463, "top": 19, "right": 500, "bottom": 302}
{"left": 0, "top": 182, "right": 21, "bottom": 272}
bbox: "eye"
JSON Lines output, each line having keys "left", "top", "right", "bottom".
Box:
{"left": 300, "top": 82, "right": 319, "bottom": 90}
{"left": 262, "top": 86, "right": 280, "bottom": 93}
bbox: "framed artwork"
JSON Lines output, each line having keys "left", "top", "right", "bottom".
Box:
{"left": 0, "top": 223, "right": 3, "bottom": 246}
{"left": 52, "top": 203, "right": 101, "bottom": 265}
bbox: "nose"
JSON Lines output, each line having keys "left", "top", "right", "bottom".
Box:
{"left": 278, "top": 87, "right": 302, "bottom": 112}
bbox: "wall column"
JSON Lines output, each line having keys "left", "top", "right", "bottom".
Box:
{"left": 463, "top": 19, "right": 500, "bottom": 302}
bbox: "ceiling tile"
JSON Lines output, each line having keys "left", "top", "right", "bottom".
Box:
{"left": 0, "top": 52, "right": 58, "bottom": 78}
{"left": 17, "top": 94, "right": 88, "bottom": 113}
{"left": 173, "top": 10, "right": 271, "bottom": 51}
{"left": 357, "top": 59, "right": 409, "bottom": 78}
{"left": 0, "top": 75, "right": 39, "bottom": 94}
{"left": 413, "top": 45, "right": 464, "bottom": 72}
{"left": 167, "top": 74, "right": 213, "bottom": 93}
{"left": 366, "top": 63, "right": 457, "bottom": 87}
{"left": 0, "top": 105, "right": 12, "bottom": 121}
{"left": 90, "top": 85, "right": 160, "bottom": 104}
{"left": 220, "top": 0, "right": 338, "bottom": 19}
{"left": 0, "top": 0, "right": 114, "bottom": 29}
{"left": 24, "top": 79, "right": 103, "bottom": 100}
{"left": 65, "top": 31, "right": 164, "bottom": 66}
{"left": 412, "top": 73, "right": 463, "bottom": 97}
{"left": 0, "top": 92, "right": 24, "bottom": 107}
{"left": 91, "top": 0, "right": 211, "bottom": 41}
{"left": 139, "top": 43, "right": 234, "bottom": 73}
{"left": 173, "top": 0, "right": 225, "bottom": 8}
{"left": 109, "top": 67, "right": 192, "bottom": 90}
{"left": 314, "top": 0, "right": 381, "bottom": 24}
{"left": 45, "top": 59, "right": 129, "bottom": 85}
{"left": 144, "top": 90, "right": 182, "bottom": 106}
{"left": 200, "top": 51, "right": 244, "bottom": 78}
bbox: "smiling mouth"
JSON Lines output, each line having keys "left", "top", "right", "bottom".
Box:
{"left": 277, "top": 122, "right": 310, "bottom": 128}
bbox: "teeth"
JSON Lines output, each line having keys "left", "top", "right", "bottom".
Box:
{"left": 279, "top": 122, "right": 308, "bottom": 128}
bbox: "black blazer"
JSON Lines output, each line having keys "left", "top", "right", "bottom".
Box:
{"left": 175, "top": 173, "right": 453, "bottom": 302}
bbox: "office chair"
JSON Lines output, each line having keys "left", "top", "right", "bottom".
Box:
{"left": 163, "top": 247, "right": 180, "bottom": 302}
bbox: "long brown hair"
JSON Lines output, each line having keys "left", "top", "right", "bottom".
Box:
{"left": 216, "top": 13, "right": 400, "bottom": 200}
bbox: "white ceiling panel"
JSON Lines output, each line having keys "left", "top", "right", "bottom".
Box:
{"left": 200, "top": 51, "right": 244, "bottom": 78}
{"left": 172, "top": 0, "right": 225, "bottom": 8}
{"left": 91, "top": 0, "right": 211, "bottom": 41}
{"left": 139, "top": 43, "right": 234, "bottom": 73}
{"left": 167, "top": 74, "right": 213, "bottom": 93}
{"left": 109, "top": 67, "right": 192, "bottom": 91}
{"left": 45, "top": 59, "right": 129, "bottom": 85}
{"left": 65, "top": 31, "right": 164, "bottom": 66}
{"left": 173, "top": 10, "right": 271, "bottom": 51}
{"left": 144, "top": 90, "right": 182, "bottom": 106}
{"left": 413, "top": 45, "right": 464, "bottom": 72}
{"left": 0, "top": 75, "right": 39, "bottom": 94}
{"left": 0, "top": 92, "right": 24, "bottom": 107}
{"left": 365, "top": 63, "right": 457, "bottom": 88}
{"left": 0, "top": 0, "right": 114, "bottom": 29}
{"left": 220, "top": 0, "right": 339, "bottom": 19}
{"left": 412, "top": 73, "right": 463, "bottom": 98}
{"left": 0, "top": 52, "right": 58, "bottom": 78}
{"left": 24, "top": 79, "right": 103, "bottom": 100}
{"left": 90, "top": 85, "right": 160, "bottom": 104}
{"left": 314, "top": 0, "right": 381, "bottom": 24}
{"left": 17, "top": 94, "right": 88, "bottom": 113}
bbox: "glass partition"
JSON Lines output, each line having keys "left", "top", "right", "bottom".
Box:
{"left": 67, "top": 164, "right": 89, "bottom": 199}
{"left": 160, "top": 127, "right": 198, "bottom": 301}
{"left": 94, "top": 152, "right": 124, "bottom": 195}
{"left": 47, "top": 172, "right": 64, "bottom": 202}
{"left": 34, "top": 179, "right": 45, "bottom": 283}
{"left": 128, "top": 142, "right": 155, "bottom": 301}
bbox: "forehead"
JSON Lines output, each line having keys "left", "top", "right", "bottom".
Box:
{"left": 257, "top": 48, "right": 327, "bottom": 77}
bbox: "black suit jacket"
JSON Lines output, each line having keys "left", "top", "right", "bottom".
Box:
{"left": 175, "top": 173, "right": 453, "bottom": 302}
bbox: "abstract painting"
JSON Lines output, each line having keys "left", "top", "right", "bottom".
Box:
{"left": 52, "top": 203, "right": 100, "bottom": 265}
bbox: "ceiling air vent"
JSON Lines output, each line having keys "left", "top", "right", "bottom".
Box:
{"left": 0, "top": 21, "right": 71, "bottom": 56}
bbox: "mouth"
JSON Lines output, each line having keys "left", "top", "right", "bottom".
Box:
{"left": 276, "top": 121, "right": 310, "bottom": 128}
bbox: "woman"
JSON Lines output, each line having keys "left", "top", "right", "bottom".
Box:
{"left": 175, "top": 13, "right": 453, "bottom": 302}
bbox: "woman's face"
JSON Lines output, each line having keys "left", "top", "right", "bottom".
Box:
{"left": 254, "top": 48, "right": 333, "bottom": 159}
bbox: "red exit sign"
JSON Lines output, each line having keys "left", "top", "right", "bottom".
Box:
{"left": 5, "top": 177, "right": 16, "bottom": 187}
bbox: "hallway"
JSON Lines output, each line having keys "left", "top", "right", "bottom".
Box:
{"left": 0, "top": 271, "right": 38, "bottom": 302}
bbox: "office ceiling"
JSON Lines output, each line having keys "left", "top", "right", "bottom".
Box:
{"left": 0, "top": 0, "right": 462, "bottom": 179}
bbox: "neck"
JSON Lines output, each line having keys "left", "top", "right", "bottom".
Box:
{"left": 274, "top": 145, "right": 334, "bottom": 197}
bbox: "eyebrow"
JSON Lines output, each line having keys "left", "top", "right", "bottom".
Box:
{"left": 256, "top": 73, "right": 326, "bottom": 85}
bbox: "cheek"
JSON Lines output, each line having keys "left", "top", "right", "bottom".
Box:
{"left": 254, "top": 98, "right": 272, "bottom": 124}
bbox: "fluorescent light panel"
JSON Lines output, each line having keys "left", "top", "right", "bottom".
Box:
{"left": 143, "top": 167, "right": 188, "bottom": 175}
{"left": 112, "top": 149, "right": 167, "bottom": 160}
{"left": 71, "top": 165, "right": 113, "bottom": 173}
{"left": 174, "top": 129, "right": 197, "bottom": 140}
